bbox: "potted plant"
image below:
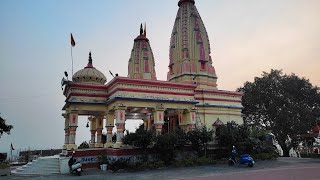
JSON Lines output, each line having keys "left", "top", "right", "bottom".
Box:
{"left": 98, "top": 155, "right": 109, "bottom": 171}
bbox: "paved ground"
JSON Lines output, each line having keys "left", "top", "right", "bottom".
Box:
{"left": 2, "top": 157, "right": 320, "bottom": 180}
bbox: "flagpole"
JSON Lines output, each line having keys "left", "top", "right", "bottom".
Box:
{"left": 71, "top": 46, "right": 74, "bottom": 76}
{"left": 10, "top": 143, "right": 12, "bottom": 162}
{"left": 70, "top": 33, "right": 75, "bottom": 77}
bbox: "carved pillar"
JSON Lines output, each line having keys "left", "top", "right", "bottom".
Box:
{"left": 143, "top": 119, "right": 147, "bottom": 130}
{"left": 114, "top": 105, "right": 126, "bottom": 148}
{"left": 154, "top": 105, "right": 165, "bottom": 136}
{"left": 95, "top": 116, "right": 104, "bottom": 148}
{"left": 68, "top": 110, "right": 78, "bottom": 150}
{"left": 147, "top": 115, "right": 152, "bottom": 131}
{"left": 89, "top": 117, "right": 96, "bottom": 148}
{"left": 186, "top": 108, "right": 196, "bottom": 132}
{"left": 104, "top": 112, "right": 115, "bottom": 148}
{"left": 63, "top": 113, "right": 69, "bottom": 149}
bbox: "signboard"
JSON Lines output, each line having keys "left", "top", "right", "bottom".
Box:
{"left": 77, "top": 156, "right": 98, "bottom": 164}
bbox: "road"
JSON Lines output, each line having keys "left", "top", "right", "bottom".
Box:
{"left": 3, "top": 157, "right": 320, "bottom": 180}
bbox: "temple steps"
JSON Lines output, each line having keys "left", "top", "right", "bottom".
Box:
{"left": 11, "top": 155, "right": 61, "bottom": 176}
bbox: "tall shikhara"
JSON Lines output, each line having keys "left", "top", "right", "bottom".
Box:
{"left": 167, "top": 0, "right": 217, "bottom": 89}
{"left": 128, "top": 24, "right": 157, "bottom": 80}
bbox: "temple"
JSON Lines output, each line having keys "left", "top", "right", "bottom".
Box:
{"left": 61, "top": 0, "right": 242, "bottom": 152}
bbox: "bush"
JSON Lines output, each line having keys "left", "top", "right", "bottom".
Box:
{"left": 138, "top": 161, "right": 165, "bottom": 169}
{"left": 123, "top": 124, "right": 153, "bottom": 150}
{"left": 216, "top": 121, "right": 278, "bottom": 157}
{"left": 172, "top": 157, "right": 216, "bottom": 167}
{"left": 154, "top": 132, "right": 178, "bottom": 165}
{"left": 252, "top": 152, "right": 278, "bottom": 160}
{"left": 108, "top": 158, "right": 129, "bottom": 172}
{"left": 0, "top": 162, "right": 9, "bottom": 169}
{"left": 78, "top": 141, "right": 89, "bottom": 149}
{"left": 187, "top": 126, "right": 213, "bottom": 157}
{"left": 300, "top": 153, "right": 320, "bottom": 159}
{"left": 97, "top": 155, "right": 109, "bottom": 165}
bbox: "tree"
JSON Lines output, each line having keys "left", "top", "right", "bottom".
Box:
{"left": 216, "top": 121, "right": 276, "bottom": 156}
{"left": 239, "top": 69, "right": 320, "bottom": 156}
{"left": 154, "top": 132, "right": 178, "bottom": 165}
{"left": 187, "top": 126, "right": 213, "bottom": 157}
{"left": 123, "top": 124, "right": 153, "bottom": 150}
{"left": 0, "top": 115, "right": 13, "bottom": 138}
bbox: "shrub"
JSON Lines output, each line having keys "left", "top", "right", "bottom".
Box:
{"left": 108, "top": 157, "right": 129, "bottom": 172}
{"left": 0, "top": 162, "right": 9, "bottom": 169}
{"left": 123, "top": 124, "right": 153, "bottom": 150}
{"left": 300, "top": 153, "right": 320, "bottom": 159}
{"left": 78, "top": 141, "right": 89, "bottom": 149}
{"left": 252, "top": 152, "right": 278, "bottom": 160}
{"left": 187, "top": 126, "right": 213, "bottom": 157}
{"left": 97, "top": 155, "right": 109, "bottom": 165}
{"left": 172, "top": 157, "right": 216, "bottom": 167}
{"left": 154, "top": 132, "right": 178, "bottom": 165}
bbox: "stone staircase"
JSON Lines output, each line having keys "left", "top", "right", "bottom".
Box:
{"left": 11, "top": 155, "right": 61, "bottom": 176}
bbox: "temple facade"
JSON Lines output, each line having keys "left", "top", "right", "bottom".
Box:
{"left": 61, "top": 0, "right": 243, "bottom": 150}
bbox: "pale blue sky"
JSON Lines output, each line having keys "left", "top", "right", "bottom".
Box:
{"left": 1, "top": 0, "right": 319, "bottom": 154}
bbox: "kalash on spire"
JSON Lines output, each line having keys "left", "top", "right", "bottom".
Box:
{"left": 168, "top": 0, "right": 217, "bottom": 90}
{"left": 127, "top": 23, "right": 157, "bottom": 80}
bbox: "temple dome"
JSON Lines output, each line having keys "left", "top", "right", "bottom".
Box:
{"left": 167, "top": 0, "right": 217, "bottom": 89}
{"left": 72, "top": 52, "right": 107, "bottom": 85}
{"left": 178, "top": 0, "right": 195, "bottom": 6}
{"left": 127, "top": 24, "right": 157, "bottom": 80}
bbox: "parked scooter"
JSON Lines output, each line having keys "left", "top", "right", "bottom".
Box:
{"left": 68, "top": 156, "right": 82, "bottom": 176}
{"left": 228, "top": 146, "right": 254, "bottom": 167}
{"left": 228, "top": 154, "right": 254, "bottom": 167}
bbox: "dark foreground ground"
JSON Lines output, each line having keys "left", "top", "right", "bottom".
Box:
{"left": 2, "top": 157, "right": 320, "bottom": 180}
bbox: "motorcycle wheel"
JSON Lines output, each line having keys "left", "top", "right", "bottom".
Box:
{"left": 248, "top": 163, "right": 253, "bottom": 167}
{"left": 77, "top": 171, "right": 81, "bottom": 176}
{"left": 228, "top": 160, "right": 235, "bottom": 166}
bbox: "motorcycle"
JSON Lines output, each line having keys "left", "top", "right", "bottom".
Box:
{"left": 228, "top": 154, "right": 254, "bottom": 167}
{"left": 70, "top": 161, "right": 82, "bottom": 176}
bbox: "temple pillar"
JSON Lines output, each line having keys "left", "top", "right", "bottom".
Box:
{"left": 154, "top": 104, "right": 165, "bottom": 136}
{"left": 63, "top": 113, "right": 69, "bottom": 149}
{"left": 89, "top": 117, "right": 96, "bottom": 148}
{"left": 186, "top": 108, "right": 196, "bottom": 132}
{"left": 143, "top": 119, "right": 147, "bottom": 130}
{"left": 147, "top": 115, "right": 152, "bottom": 131}
{"left": 113, "top": 105, "right": 126, "bottom": 148}
{"left": 104, "top": 112, "right": 115, "bottom": 148}
{"left": 68, "top": 110, "right": 78, "bottom": 150}
{"left": 95, "top": 116, "right": 104, "bottom": 148}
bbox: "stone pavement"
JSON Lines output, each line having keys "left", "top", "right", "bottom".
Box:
{"left": 4, "top": 157, "right": 320, "bottom": 180}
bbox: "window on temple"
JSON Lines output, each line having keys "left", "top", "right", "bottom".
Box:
{"left": 201, "top": 62, "right": 206, "bottom": 70}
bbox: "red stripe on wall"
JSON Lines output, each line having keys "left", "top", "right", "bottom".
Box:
{"left": 66, "top": 93, "right": 108, "bottom": 100}
{"left": 108, "top": 88, "right": 194, "bottom": 97}
{"left": 106, "top": 77, "right": 196, "bottom": 90}
{"left": 195, "top": 97, "right": 241, "bottom": 103}
{"left": 195, "top": 89, "right": 242, "bottom": 96}
{"left": 69, "top": 83, "right": 107, "bottom": 90}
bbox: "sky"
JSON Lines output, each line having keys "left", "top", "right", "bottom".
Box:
{"left": 0, "top": 0, "right": 319, "bottom": 155}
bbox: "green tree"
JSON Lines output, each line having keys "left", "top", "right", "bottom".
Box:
{"left": 239, "top": 69, "right": 320, "bottom": 157}
{"left": 154, "top": 132, "right": 178, "bottom": 165}
{"left": 0, "top": 115, "right": 13, "bottom": 138}
{"left": 216, "top": 121, "right": 277, "bottom": 157}
{"left": 187, "top": 126, "right": 213, "bottom": 157}
{"left": 78, "top": 141, "right": 89, "bottom": 149}
{"left": 123, "top": 124, "right": 153, "bottom": 150}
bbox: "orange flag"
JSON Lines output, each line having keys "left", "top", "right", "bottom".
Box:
{"left": 70, "top": 33, "right": 76, "bottom": 47}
